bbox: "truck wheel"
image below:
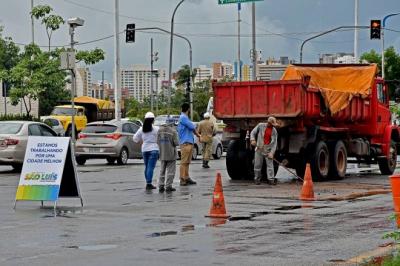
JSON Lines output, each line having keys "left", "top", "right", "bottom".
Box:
{"left": 226, "top": 140, "right": 253, "bottom": 180}
{"left": 117, "top": 147, "right": 129, "bottom": 165}
{"left": 329, "top": 141, "right": 347, "bottom": 179}
{"left": 76, "top": 157, "right": 86, "bottom": 166}
{"left": 310, "top": 141, "right": 330, "bottom": 181}
{"left": 378, "top": 143, "right": 397, "bottom": 175}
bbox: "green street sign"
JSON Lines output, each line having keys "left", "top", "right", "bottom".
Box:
{"left": 218, "top": 0, "right": 263, "bottom": 4}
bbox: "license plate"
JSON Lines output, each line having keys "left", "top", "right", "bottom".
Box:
{"left": 88, "top": 148, "right": 100, "bottom": 153}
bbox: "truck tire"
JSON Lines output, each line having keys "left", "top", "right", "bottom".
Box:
{"left": 310, "top": 141, "right": 330, "bottom": 181}
{"left": 378, "top": 143, "right": 397, "bottom": 175}
{"left": 226, "top": 140, "right": 253, "bottom": 180}
{"left": 329, "top": 141, "right": 347, "bottom": 179}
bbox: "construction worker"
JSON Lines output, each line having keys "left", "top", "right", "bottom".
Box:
{"left": 198, "top": 112, "right": 215, "bottom": 169}
{"left": 250, "top": 116, "right": 278, "bottom": 185}
{"left": 157, "top": 117, "right": 179, "bottom": 193}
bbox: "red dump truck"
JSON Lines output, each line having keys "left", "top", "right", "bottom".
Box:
{"left": 213, "top": 64, "right": 399, "bottom": 181}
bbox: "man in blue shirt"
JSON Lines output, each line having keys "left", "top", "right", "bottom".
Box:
{"left": 178, "top": 103, "right": 200, "bottom": 186}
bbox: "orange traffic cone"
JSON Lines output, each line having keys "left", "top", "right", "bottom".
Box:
{"left": 206, "top": 172, "right": 230, "bottom": 219}
{"left": 300, "top": 163, "right": 315, "bottom": 201}
{"left": 390, "top": 175, "right": 400, "bottom": 228}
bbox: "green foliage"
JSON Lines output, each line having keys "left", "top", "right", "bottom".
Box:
{"left": 361, "top": 46, "right": 400, "bottom": 97}
{"left": 175, "top": 64, "right": 197, "bottom": 88}
{"left": 76, "top": 48, "right": 106, "bottom": 65}
{"left": 0, "top": 113, "right": 39, "bottom": 121}
{"left": 0, "top": 30, "right": 20, "bottom": 71}
{"left": 382, "top": 253, "right": 400, "bottom": 266}
{"left": 31, "top": 4, "right": 64, "bottom": 51}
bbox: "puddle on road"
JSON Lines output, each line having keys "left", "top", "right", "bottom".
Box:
{"left": 66, "top": 244, "right": 118, "bottom": 251}
{"left": 147, "top": 231, "right": 178, "bottom": 238}
{"left": 181, "top": 224, "right": 195, "bottom": 232}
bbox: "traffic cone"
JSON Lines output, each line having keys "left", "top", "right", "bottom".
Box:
{"left": 205, "top": 172, "right": 230, "bottom": 219}
{"left": 300, "top": 163, "right": 315, "bottom": 201}
{"left": 390, "top": 175, "right": 400, "bottom": 228}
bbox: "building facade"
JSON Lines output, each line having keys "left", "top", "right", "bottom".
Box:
{"left": 319, "top": 53, "right": 356, "bottom": 64}
{"left": 194, "top": 65, "right": 213, "bottom": 83}
{"left": 76, "top": 67, "right": 92, "bottom": 97}
{"left": 120, "top": 65, "right": 166, "bottom": 102}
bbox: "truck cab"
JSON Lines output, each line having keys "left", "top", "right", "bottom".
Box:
{"left": 50, "top": 105, "right": 88, "bottom": 136}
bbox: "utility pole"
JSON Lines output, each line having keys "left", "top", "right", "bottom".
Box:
{"left": 155, "top": 71, "right": 159, "bottom": 114}
{"left": 150, "top": 38, "right": 154, "bottom": 112}
{"left": 101, "top": 71, "right": 104, "bottom": 99}
{"left": 31, "top": 0, "right": 34, "bottom": 44}
{"left": 168, "top": 0, "right": 186, "bottom": 112}
{"left": 237, "top": 3, "right": 242, "bottom": 81}
{"left": 354, "top": 0, "right": 358, "bottom": 61}
{"left": 251, "top": 2, "right": 257, "bottom": 81}
{"left": 114, "top": 0, "right": 121, "bottom": 121}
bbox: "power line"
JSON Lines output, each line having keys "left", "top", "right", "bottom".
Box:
{"left": 61, "top": 0, "right": 237, "bottom": 25}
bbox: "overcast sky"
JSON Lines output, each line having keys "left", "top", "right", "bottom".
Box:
{"left": 0, "top": 0, "right": 399, "bottom": 82}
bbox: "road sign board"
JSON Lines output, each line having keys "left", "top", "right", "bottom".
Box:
{"left": 218, "top": 0, "right": 263, "bottom": 4}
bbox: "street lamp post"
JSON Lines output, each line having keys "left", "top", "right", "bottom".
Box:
{"left": 150, "top": 38, "right": 158, "bottom": 113}
{"left": 168, "top": 0, "right": 186, "bottom": 112}
{"left": 67, "top": 17, "right": 84, "bottom": 144}
{"left": 382, "top": 13, "right": 400, "bottom": 79}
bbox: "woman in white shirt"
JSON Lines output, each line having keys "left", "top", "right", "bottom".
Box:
{"left": 133, "top": 112, "right": 159, "bottom": 190}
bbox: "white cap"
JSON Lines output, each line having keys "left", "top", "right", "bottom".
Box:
{"left": 144, "top": 112, "right": 155, "bottom": 119}
{"left": 203, "top": 112, "right": 210, "bottom": 118}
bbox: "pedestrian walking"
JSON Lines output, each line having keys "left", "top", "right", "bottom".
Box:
{"left": 197, "top": 112, "right": 215, "bottom": 169}
{"left": 250, "top": 116, "right": 278, "bottom": 185}
{"left": 177, "top": 103, "right": 200, "bottom": 186}
{"left": 133, "top": 112, "right": 159, "bottom": 190}
{"left": 157, "top": 117, "right": 179, "bottom": 193}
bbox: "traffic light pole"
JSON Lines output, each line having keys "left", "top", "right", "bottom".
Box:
{"left": 300, "top": 25, "right": 368, "bottom": 63}
{"left": 382, "top": 13, "right": 400, "bottom": 79}
{"left": 150, "top": 38, "right": 154, "bottom": 112}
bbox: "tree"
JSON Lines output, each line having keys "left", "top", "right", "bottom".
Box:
{"left": 175, "top": 64, "right": 196, "bottom": 88}
{"left": 0, "top": 27, "right": 20, "bottom": 71}
{"left": 361, "top": 46, "right": 400, "bottom": 97}
{"left": 31, "top": 5, "right": 64, "bottom": 51}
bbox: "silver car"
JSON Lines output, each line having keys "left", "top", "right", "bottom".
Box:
{"left": 177, "top": 134, "right": 224, "bottom": 160}
{"left": 75, "top": 121, "right": 142, "bottom": 165}
{"left": 0, "top": 121, "right": 58, "bottom": 171}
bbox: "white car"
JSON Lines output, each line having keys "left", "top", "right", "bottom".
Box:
{"left": 40, "top": 116, "right": 65, "bottom": 136}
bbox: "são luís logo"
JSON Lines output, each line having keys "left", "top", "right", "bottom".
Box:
{"left": 24, "top": 172, "right": 58, "bottom": 182}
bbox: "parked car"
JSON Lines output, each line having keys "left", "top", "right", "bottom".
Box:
{"left": 40, "top": 116, "right": 65, "bottom": 136}
{"left": 75, "top": 120, "right": 142, "bottom": 165}
{"left": 119, "top": 118, "right": 143, "bottom": 127}
{"left": 0, "top": 121, "right": 58, "bottom": 171}
{"left": 154, "top": 115, "right": 180, "bottom": 126}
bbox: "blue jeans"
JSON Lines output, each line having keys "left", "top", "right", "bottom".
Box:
{"left": 142, "top": 150, "right": 159, "bottom": 184}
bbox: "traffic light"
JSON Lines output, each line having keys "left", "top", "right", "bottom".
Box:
{"left": 126, "top": 24, "right": 135, "bottom": 43}
{"left": 370, "top": 20, "right": 381, "bottom": 40}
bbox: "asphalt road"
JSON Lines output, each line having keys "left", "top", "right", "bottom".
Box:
{"left": 0, "top": 157, "right": 397, "bottom": 266}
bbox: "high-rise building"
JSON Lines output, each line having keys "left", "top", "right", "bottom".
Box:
{"left": 90, "top": 80, "right": 113, "bottom": 99}
{"left": 319, "top": 53, "right": 355, "bottom": 64}
{"left": 257, "top": 64, "right": 288, "bottom": 81}
{"left": 242, "top": 64, "right": 251, "bottom": 81}
{"left": 120, "top": 65, "right": 166, "bottom": 102}
{"left": 194, "top": 65, "right": 213, "bottom": 83}
{"left": 76, "top": 67, "right": 92, "bottom": 97}
{"left": 212, "top": 62, "right": 233, "bottom": 80}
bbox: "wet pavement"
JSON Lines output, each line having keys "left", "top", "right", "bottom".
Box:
{"left": 0, "top": 157, "right": 398, "bottom": 266}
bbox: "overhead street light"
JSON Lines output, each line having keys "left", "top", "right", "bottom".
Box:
{"left": 168, "top": 0, "right": 186, "bottom": 115}
{"left": 382, "top": 13, "right": 400, "bottom": 79}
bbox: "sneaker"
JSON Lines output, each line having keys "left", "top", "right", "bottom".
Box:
{"left": 159, "top": 186, "right": 165, "bottom": 193}
{"left": 255, "top": 180, "right": 261, "bottom": 185}
{"left": 186, "top": 178, "right": 197, "bottom": 185}
{"left": 267, "top": 179, "right": 278, "bottom": 186}
{"left": 165, "top": 186, "right": 176, "bottom": 192}
{"left": 180, "top": 179, "right": 188, "bottom": 186}
{"left": 146, "top": 184, "right": 157, "bottom": 190}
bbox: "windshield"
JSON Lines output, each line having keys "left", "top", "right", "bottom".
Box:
{"left": 51, "top": 107, "right": 80, "bottom": 116}
{"left": 0, "top": 123, "right": 23, "bottom": 134}
{"left": 154, "top": 116, "right": 167, "bottom": 126}
{"left": 82, "top": 124, "right": 117, "bottom": 134}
